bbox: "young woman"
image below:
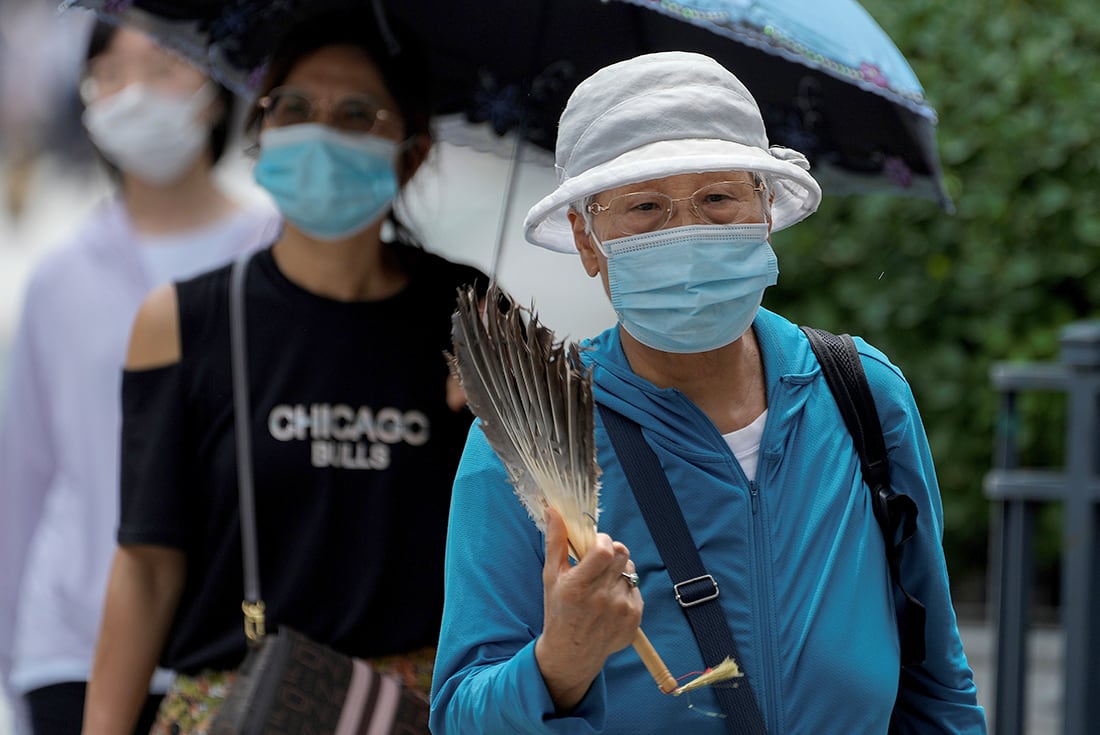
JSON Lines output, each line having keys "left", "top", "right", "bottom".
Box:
{"left": 82, "top": 10, "right": 486, "bottom": 735}
{"left": 0, "top": 21, "right": 277, "bottom": 735}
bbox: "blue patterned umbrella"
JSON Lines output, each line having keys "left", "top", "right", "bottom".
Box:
{"left": 64, "top": 0, "right": 950, "bottom": 209}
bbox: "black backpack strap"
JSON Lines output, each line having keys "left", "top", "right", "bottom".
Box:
{"left": 598, "top": 404, "right": 769, "bottom": 735}
{"left": 801, "top": 326, "right": 926, "bottom": 665}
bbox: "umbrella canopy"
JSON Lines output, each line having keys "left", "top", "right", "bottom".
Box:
{"left": 64, "top": 0, "right": 950, "bottom": 208}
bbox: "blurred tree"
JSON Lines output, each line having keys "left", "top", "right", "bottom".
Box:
{"left": 766, "top": 0, "right": 1100, "bottom": 609}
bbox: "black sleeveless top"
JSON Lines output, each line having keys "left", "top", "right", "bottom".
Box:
{"left": 119, "top": 244, "right": 487, "bottom": 673}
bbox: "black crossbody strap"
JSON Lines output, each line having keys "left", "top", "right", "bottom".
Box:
{"left": 801, "top": 326, "right": 926, "bottom": 665}
{"left": 229, "top": 253, "right": 266, "bottom": 641}
{"left": 598, "top": 404, "right": 768, "bottom": 735}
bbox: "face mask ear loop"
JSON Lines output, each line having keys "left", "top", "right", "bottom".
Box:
{"left": 188, "top": 81, "right": 221, "bottom": 129}
{"left": 387, "top": 136, "right": 423, "bottom": 244}
{"left": 394, "top": 133, "right": 430, "bottom": 186}
{"left": 396, "top": 135, "right": 421, "bottom": 156}
{"left": 191, "top": 81, "right": 220, "bottom": 108}
{"left": 591, "top": 230, "right": 610, "bottom": 258}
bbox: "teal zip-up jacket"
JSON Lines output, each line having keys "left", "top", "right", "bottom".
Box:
{"left": 431, "top": 308, "right": 986, "bottom": 734}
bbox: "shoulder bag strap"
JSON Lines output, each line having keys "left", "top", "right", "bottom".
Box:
{"left": 229, "top": 252, "right": 266, "bottom": 642}
{"left": 800, "top": 327, "right": 889, "bottom": 489}
{"left": 800, "top": 326, "right": 926, "bottom": 664}
{"left": 597, "top": 404, "right": 768, "bottom": 735}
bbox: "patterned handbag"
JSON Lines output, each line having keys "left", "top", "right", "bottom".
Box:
{"left": 208, "top": 628, "right": 430, "bottom": 735}
{"left": 208, "top": 254, "right": 431, "bottom": 735}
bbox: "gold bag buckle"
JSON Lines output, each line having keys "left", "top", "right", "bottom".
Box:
{"left": 242, "top": 600, "right": 266, "bottom": 643}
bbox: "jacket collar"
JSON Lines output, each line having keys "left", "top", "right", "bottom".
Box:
{"left": 581, "top": 309, "right": 820, "bottom": 452}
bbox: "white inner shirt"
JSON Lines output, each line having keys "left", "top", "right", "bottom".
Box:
{"left": 723, "top": 409, "right": 768, "bottom": 482}
{"left": 136, "top": 209, "right": 256, "bottom": 286}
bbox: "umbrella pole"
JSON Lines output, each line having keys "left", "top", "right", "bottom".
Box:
{"left": 488, "top": 122, "right": 528, "bottom": 284}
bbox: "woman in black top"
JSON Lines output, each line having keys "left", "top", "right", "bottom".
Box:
{"left": 84, "top": 11, "right": 486, "bottom": 734}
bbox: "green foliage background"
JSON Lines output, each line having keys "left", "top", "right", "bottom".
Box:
{"left": 764, "top": 0, "right": 1100, "bottom": 604}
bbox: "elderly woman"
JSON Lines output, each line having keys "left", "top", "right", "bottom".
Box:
{"left": 430, "top": 52, "right": 986, "bottom": 734}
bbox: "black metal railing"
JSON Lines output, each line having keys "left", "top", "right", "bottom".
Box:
{"left": 984, "top": 321, "right": 1100, "bottom": 735}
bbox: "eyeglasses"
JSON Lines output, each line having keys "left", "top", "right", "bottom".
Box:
{"left": 80, "top": 54, "right": 198, "bottom": 104}
{"left": 586, "top": 180, "right": 767, "bottom": 235}
{"left": 257, "top": 87, "right": 398, "bottom": 135}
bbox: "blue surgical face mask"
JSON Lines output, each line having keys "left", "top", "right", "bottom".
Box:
{"left": 254, "top": 123, "right": 399, "bottom": 241}
{"left": 596, "top": 223, "right": 778, "bottom": 353}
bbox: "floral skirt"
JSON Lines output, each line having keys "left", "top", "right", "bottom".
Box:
{"left": 149, "top": 645, "right": 437, "bottom": 735}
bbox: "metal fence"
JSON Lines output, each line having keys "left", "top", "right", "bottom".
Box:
{"left": 984, "top": 321, "right": 1100, "bottom": 735}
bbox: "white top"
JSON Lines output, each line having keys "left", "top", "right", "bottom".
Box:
{"left": 723, "top": 409, "right": 768, "bottom": 482}
{"left": 136, "top": 220, "right": 265, "bottom": 286}
{"left": 0, "top": 198, "right": 280, "bottom": 708}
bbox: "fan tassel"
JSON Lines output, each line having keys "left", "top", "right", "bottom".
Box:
{"left": 672, "top": 657, "right": 744, "bottom": 696}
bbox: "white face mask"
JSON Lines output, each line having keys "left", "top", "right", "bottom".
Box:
{"left": 82, "top": 82, "right": 217, "bottom": 184}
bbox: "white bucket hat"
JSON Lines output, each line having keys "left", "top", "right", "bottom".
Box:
{"left": 524, "top": 51, "right": 823, "bottom": 253}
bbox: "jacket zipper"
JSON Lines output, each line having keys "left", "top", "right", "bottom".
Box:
{"left": 749, "top": 479, "right": 781, "bottom": 733}
{"left": 679, "top": 394, "right": 783, "bottom": 731}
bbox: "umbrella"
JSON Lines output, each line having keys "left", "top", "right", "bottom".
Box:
{"left": 63, "top": 0, "right": 950, "bottom": 211}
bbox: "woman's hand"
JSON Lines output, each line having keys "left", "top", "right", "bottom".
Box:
{"left": 534, "top": 507, "right": 643, "bottom": 712}
{"left": 444, "top": 293, "right": 489, "bottom": 413}
{"left": 445, "top": 372, "right": 467, "bottom": 412}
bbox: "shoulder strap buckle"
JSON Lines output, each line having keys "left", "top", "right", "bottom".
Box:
{"left": 674, "top": 575, "right": 720, "bottom": 608}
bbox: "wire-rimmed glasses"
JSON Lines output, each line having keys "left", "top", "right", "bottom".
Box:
{"left": 586, "top": 180, "right": 767, "bottom": 235}
{"left": 257, "top": 87, "right": 398, "bottom": 135}
{"left": 79, "top": 53, "right": 199, "bottom": 104}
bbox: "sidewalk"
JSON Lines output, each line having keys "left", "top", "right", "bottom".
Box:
{"left": 0, "top": 620, "right": 1065, "bottom": 734}
{"left": 959, "top": 619, "right": 1064, "bottom": 735}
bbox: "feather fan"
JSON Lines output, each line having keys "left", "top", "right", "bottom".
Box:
{"left": 450, "top": 284, "right": 600, "bottom": 557}
{"left": 448, "top": 284, "right": 742, "bottom": 697}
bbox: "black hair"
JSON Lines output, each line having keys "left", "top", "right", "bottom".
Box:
{"left": 245, "top": 9, "right": 431, "bottom": 143}
{"left": 84, "top": 19, "right": 236, "bottom": 165}
{"left": 246, "top": 8, "right": 434, "bottom": 246}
